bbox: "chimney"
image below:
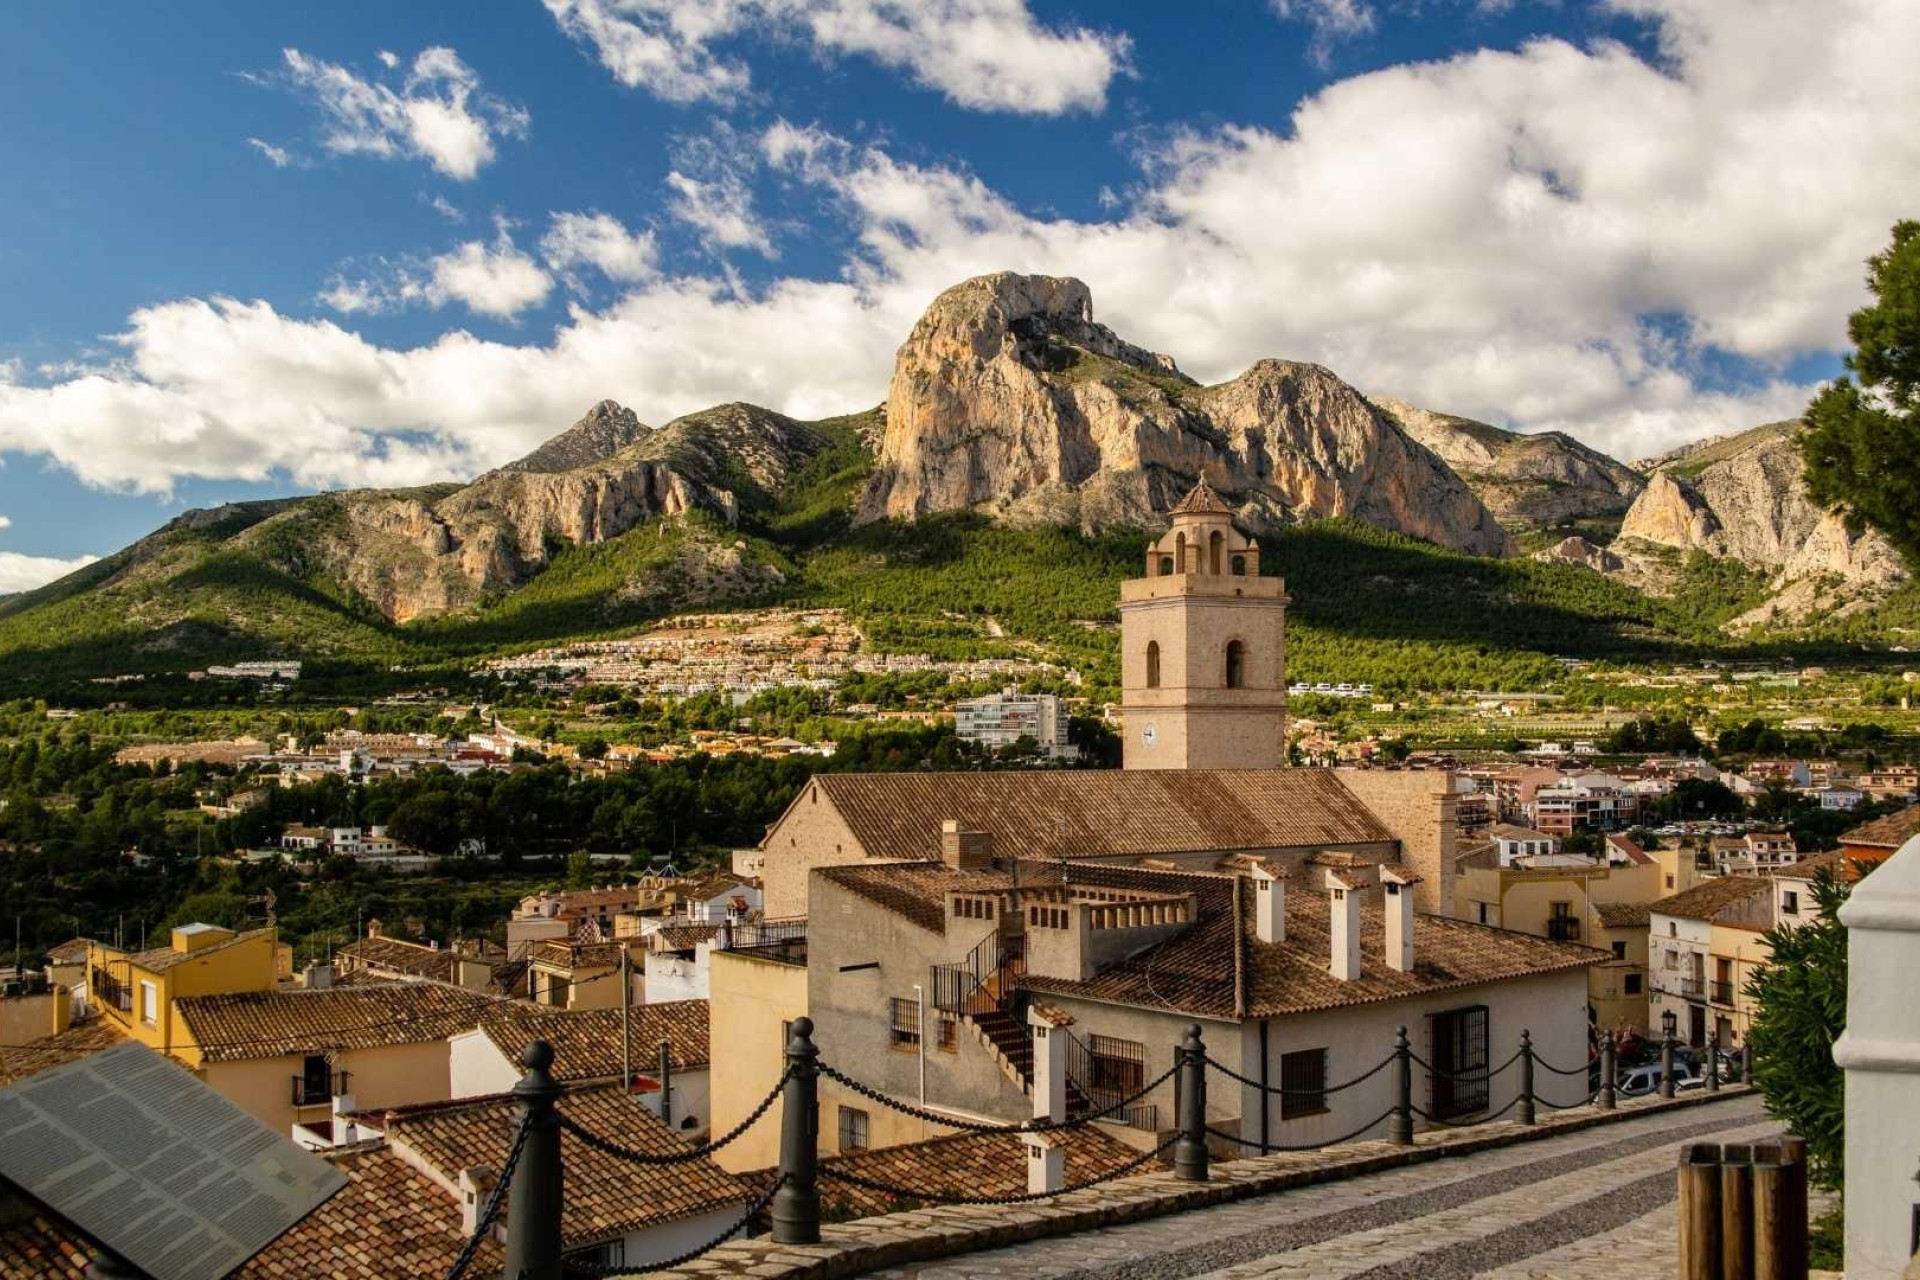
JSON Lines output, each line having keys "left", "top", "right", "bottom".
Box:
{"left": 940, "top": 820, "right": 994, "bottom": 870}
{"left": 303, "top": 961, "right": 335, "bottom": 990}
{"left": 457, "top": 1167, "right": 498, "bottom": 1235}
{"left": 1381, "top": 865, "right": 1421, "bottom": 973}
{"left": 1325, "top": 869, "right": 1361, "bottom": 981}
{"left": 1252, "top": 862, "right": 1287, "bottom": 944}
{"left": 366, "top": 918, "right": 382, "bottom": 939}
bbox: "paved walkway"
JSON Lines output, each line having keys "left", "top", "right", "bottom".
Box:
{"left": 867, "top": 1095, "right": 1774, "bottom": 1279}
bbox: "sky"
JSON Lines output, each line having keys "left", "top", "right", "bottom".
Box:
{"left": 2, "top": 0, "right": 1917, "bottom": 592}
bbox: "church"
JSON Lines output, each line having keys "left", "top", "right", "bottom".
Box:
{"left": 747, "top": 479, "right": 1460, "bottom": 922}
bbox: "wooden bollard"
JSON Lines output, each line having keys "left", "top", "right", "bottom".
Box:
{"left": 1719, "top": 1143, "right": 1753, "bottom": 1280}
{"left": 1680, "top": 1143, "right": 1724, "bottom": 1280}
{"left": 1753, "top": 1139, "right": 1809, "bottom": 1280}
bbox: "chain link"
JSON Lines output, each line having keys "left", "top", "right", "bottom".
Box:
{"left": 560, "top": 1172, "right": 789, "bottom": 1277}
{"left": 1407, "top": 1046, "right": 1524, "bottom": 1083}
{"left": 445, "top": 1110, "right": 532, "bottom": 1280}
{"left": 817, "top": 1060, "right": 1179, "bottom": 1135}
{"left": 1203, "top": 1052, "right": 1395, "bottom": 1097}
{"left": 556, "top": 1065, "right": 794, "bottom": 1165}
{"left": 815, "top": 1135, "right": 1177, "bottom": 1207}
{"left": 1407, "top": 1093, "right": 1526, "bottom": 1128}
{"left": 1204, "top": 1107, "right": 1398, "bottom": 1154}
{"left": 1535, "top": 1088, "right": 1602, "bottom": 1111}
{"left": 1531, "top": 1054, "right": 1597, "bottom": 1077}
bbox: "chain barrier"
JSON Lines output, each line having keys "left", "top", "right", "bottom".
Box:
{"left": 556, "top": 1066, "right": 794, "bottom": 1165}
{"left": 560, "top": 1172, "right": 790, "bottom": 1278}
{"left": 817, "top": 1060, "right": 1179, "bottom": 1135}
{"left": 445, "top": 1111, "right": 532, "bottom": 1280}
{"left": 1407, "top": 1046, "right": 1524, "bottom": 1083}
{"left": 1407, "top": 1094, "right": 1526, "bottom": 1128}
{"left": 1205, "top": 1107, "right": 1398, "bottom": 1154}
{"left": 1203, "top": 1051, "right": 1395, "bottom": 1097}
{"left": 815, "top": 1135, "right": 1178, "bottom": 1207}
{"left": 1535, "top": 1088, "right": 1603, "bottom": 1111}
{"left": 1531, "top": 1054, "right": 1596, "bottom": 1078}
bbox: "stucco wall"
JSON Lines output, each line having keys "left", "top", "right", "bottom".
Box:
{"left": 1336, "top": 770, "right": 1457, "bottom": 916}
{"left": 645, "top": 948, "right": 708, "bottom": 1003}
{"left": 758, "top": 781, "right": 867, "bottom": 920}
{"left": 202, "top": 1039, "right": 455, "bottom": 1132}
{"left": 449, "top": 1028, "right": 520, "bottom": 1098}
{"left": 706, "top": 948, "right": 809, "bottom": 1173}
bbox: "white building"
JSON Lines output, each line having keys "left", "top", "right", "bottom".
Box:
{"left": 953, "top": 686, "right": 1077, "bottom": 760}
{"left": 1489, "top": 823, "right": 1559, "bottom": 866}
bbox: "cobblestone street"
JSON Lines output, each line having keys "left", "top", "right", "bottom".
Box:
{"left": 868, "top": 1095, "right": 1774, "bottom": 1279}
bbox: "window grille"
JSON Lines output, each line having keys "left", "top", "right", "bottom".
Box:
{"left": 889, "top": 997, "right": 921, "bottom": 1050}
{"left": 1279, "top": 1047, "right": 1328, "bottom": 1119}
{"left": 837, "top": 1106, "right": 869, "bottom": 1151}
{"left": 1431, "top": 1005, "right": 1490, "bottom": 1119}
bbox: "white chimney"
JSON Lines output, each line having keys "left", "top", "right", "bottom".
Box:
{"left": 1381, "top": 865, "right": 1421, "bottom": 973}
{"left": 457, "top": 1167, "right": 497, "bottom": 1235}
{"left": 1253, "top": 863, "right": 1287, "bottom": 944}
{"left": 1326, "top": 869, "right": 1361, "bottom": 981}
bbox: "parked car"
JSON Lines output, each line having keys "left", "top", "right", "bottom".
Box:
{"left": 1617, "top": 1062, "right": 1705, "bottom": 1098}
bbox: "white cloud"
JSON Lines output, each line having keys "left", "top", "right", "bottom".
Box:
{"left": 274, "top": 46, "right": 529, "bottom": 181}
{"left": 0, "top": 552, "right": 99, "bottom": 594}
{"left": 541, "top": 211, "right": 660, "bottom": 284}
{"left": 1271, "top": 0, "right": 1377, "bottom": 65}
{"left": 246, "top": 137, "right": 297, "bottom": 168}
{"left": 322, "top": 222, "right": 554, "bottom": 320}
{"left": 543, "top": 0, "right": 1129, "bottom": 115}
{"left": 426, "top": 193, "right": 465, "bottom": 222}
{"left": 4, "top": 0, "right": 1918, "bottom": 501}
{"left": 0, "top": 515, "right": 11, "bottom": 529}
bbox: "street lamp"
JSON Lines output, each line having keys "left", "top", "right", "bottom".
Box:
{"left": 1661, "top": 1008, "right": 1677, "bottom": 1041}
{"left": 1659, "top": 1008, "right": 1678, "bottom": 1099}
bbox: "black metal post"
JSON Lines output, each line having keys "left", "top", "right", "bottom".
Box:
{"left": 771, "top": 1016, "right": 820, "bottom": 1244}
{"left": 1599, "top": 1035, "right": 1617, "bottom": 1110}
{"left": 503, "top": 1040, "right": 563, "bottom": 1280}
{"left": 1389, "top": 1026, "right": 1414, "bottom": 1146}
{"left": 658, "top": 1037, "right": 674, "bottom": 1126}
{"left": 1517, "top": 1029, "right": 1536, "bottom": 1126}
{"left": 1660, "top": 1029, "right": 1676, "bottom": 1100}
{"left": 1706, "top": 1026, "right": 1720, "bottom": 1093}
{"left": 1173, "top": 1024, "right": 1209, "bottom": 1182}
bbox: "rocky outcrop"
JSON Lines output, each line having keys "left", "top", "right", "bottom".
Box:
{"left": 494, "top": 400, "right": 651, "bottom": 475}
{"left": 1533, "top": 536, "right": 1623, "bottom": 574}
{"left": 862, "top": 272, "right": 1513, "bottom": 556}
{"left": 1613, "top": 422, "right": 1906, "bottom": 611}
{"left": 1375, "top": 398, "right": 1644, "bottom": 527}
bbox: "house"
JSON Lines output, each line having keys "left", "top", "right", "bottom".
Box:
{"left": 1771, "top": 848, "right": 1869, "bottom": 930}
{"left": 1708, "top": 831, "right": 1799, "bottom": 876}
{"left": 333, "top": 924, "right": 504, "bottom": 992}
{"left": 354, "top": 1082, "right": 752, "bottom": 1273}
{"left": 280, "top": 824, "right": 329, "bottom": 852}
{"left": 1819, "top": 786, "right": 1866, "bottom": 811}
{"left": 527, "top": 938, "right": 647, "bottom": 1009}
{"left": 448, "top": 1000, "right": 712, "bottom": 1132}
{"left": 1489, "top": 823, "right": 1559, "bottom": 866}
{"left": 1855, "top": 767, "right": 1920, "bottom": 803}
{"left": 1838, "top": 805, "right": 1920, "bottom": 864}
{"left": 953, "top": 686, "right": 1078, "bottom": 760}
{"left": 1526, "top": 773, "right": 1639, "bottom": 834}
{"left": 1647, "top": 877, "right": 1775, "bottom": 1052}
{"left": 1747, "top": 760, "right": 1813, "bottom": 789}
{"left": 86, "top": 925, "right": 283, "bottom": 1056}
{"left": 1603, "top": 833, "right": 1655, "bottom": 869}
{"left": 1590, "top": 902, "right": 1652, "bottom": 1035}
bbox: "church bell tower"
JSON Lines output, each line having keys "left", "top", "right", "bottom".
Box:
{"left": 1119, "top": 480, "right": 1290, "bottom": 771}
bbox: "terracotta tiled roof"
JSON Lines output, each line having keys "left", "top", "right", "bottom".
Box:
{"left": 1775, "top": 848, "right": 1865, "bottom": 882}
{"left": 1593, "top": 902, "right": 1651, "bottom": 929}
{"left": 176, "top": 980, "right": 524, "bottom": 1063}
{"left": 337, "top": 935, "right": 467, "bottom": 982}
{"left": 478, "top": 1001, "right": 710, "bottom": 1077}
{"left": 237, "top": 1145, "right": 498, "bottom": 1278}
{"left": 1490, "top": 823, "right": 1554, "bottom": 842}
{"left": 1168, "top": 478, "right": 1235, "bottom": 515}
{"left": 819, "top": 860, "right": 1028, "bottom": 934}
{"left": 810, "top": 770, "right": 1393, "bottom": 864}
{"left": 118, "top": 927, "right": 274, "bottom": 973}
{"left": 1605, "top": 835, "right": 1654, "bottom": 866}
{"left": 1649, "top": 876, "right": 1773, "bottom": 923}
{"left": 655, "top": 923, "right": 723, "bottom": 951}
{"left": 0, "top": 1018, "right": 126, "bottom": 1086}
{"left": 530, "top": 939, "right": 636, "bottom": 970}
{"left": 374, "top": 1083, "right": 748, "bottom": 1247}
{"left": 42, "top": 937, "right": 94, "bottom": 965}
{"left": 1840, "top": 804, "right": 1920, "bottom": 850}
{"left": 748, "top": 1126, "right": 1162, "bottom": 1218}
{"left": 0, "top": 1197, "right": 92, "bottom": 1279}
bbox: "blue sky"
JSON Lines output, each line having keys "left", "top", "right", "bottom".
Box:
{"left": 1, "top": 0, "right": 1912, "bottom": 590}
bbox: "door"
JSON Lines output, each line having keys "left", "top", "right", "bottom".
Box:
{"left": 1688, "top": 1005, "right": 1707, "bottom": 1049}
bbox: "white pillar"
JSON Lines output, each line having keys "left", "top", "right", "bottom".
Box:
{"left": 1382, "top": 867, "right": 1419, "bottom": 973}
{"left": 1327, "top": 872, "right": 1361, "bottom": 982}
{"left": 1834, "top": 832, "right": 1920, "bottom": 1280}
{"left": 1028, "top": 1006, "right": 1068, "bottom": 1124}
{"left": 1025, "top": 1132, "right": 1063, "bottom": 1194}
{"left": 1254, "top": 866, "right": 1286, "bottom": 944}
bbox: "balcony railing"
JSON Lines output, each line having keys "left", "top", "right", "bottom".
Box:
{"left": 91, "top": 965, "right": 133, "bottom": 1014}
{"left": 1710, "top": 980, "right": 1736, "bottom": 1007}
{"left": 291, "top": 1070, "right": 351, "bottom": 1107}
{"left": 1674, "top": 976, "right": 1705, "bottom": 1000}
{"left": 1546, "top": 917, "right": 1581, "bottom": 942}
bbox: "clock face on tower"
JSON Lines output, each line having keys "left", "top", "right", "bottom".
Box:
{"left": 1140, "top": 721, "right": 1157, "bottom": 747}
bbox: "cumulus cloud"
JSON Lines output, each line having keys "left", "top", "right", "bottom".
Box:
{"left": 665, "top": 125, "right": 774, "bottom": 255}
{"left": 543, "top": 0, "right": 1129, "bottom": 115}
{"left": 4, "top": 0, "right": 1917, "bottom": 500}
{"left": 273, "top": 46, "right": 529, "bottom": 180}
{"left": 322, "top": 222, "right": 554, "bottom": 320}
{"left": 0, "top": 552, "right": 99, "bottom": 595}
{"left": 0, "top": 515, "right": 10, "bottom": 529}
{"left": 1271, "top": 0, "right": 1377, "bottom": 65}
{"left": 541, "top": 211, "right": 660, "bottom": 284}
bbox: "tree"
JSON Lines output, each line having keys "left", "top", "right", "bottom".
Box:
{"left": 1745, "top": 867, "right": 1857, "bottom": 1190}
{"left": 1800, "top": 220, "right": 1920, "bottom": 570}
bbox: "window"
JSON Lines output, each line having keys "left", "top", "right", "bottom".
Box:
{"left": 540, "top": 973, "right": 570, "bottom": 1007}
{"left": 296, "top": 1054, "right": 331, "bottom": 1106}
{"left": 1209, "top": 530, "right": 1223, "bottom": 574}
{"left": 1666, "top": 875, "right": 1676, "bottom": 889}
{"left": 1669, "top": 922, "right": 1678, "bottom": 938}
{"left": 780, "top": 1019, "right": 794, "bottom": 1052}
{"left": 837, "top": 1106, "right": 869, "bottom": 1151}
{"left": 1430, "top": 1006, "right": 1490, "bottom": 1119}
{"left": 1781, "top": 890, "right": 1799, "bottom": 915}
{"left": 1088, "top": 1034, "right": 1146, "bottom": 1105}
{"left": 937, "top": 1010, "right": 958, "bottom": 1053}
{"left": 1474, "top": 901, "right": 1491, "bottom": 925}
{"left": 139, "top": 980, "right": 158, "bottom": 1026}
{"left": 1625, "top": 973, "right": 1642, "bottom": 995}
{"left": 1279, "top": 1048, "right": 1328, "bottom": 1120}
{"left": 1145, "top": 641, "right": 1161, "bottom": 689}
{"left": 889, "top": 997, "right": 921, "bottom": 1050}
{"left": 1225, "top": 641, "right": 1245, "bottom": 689}
{"left": 1158, "top": 555, "right": 1174, "bottom": 576}
{"left": 1612, "top": 941, "right": 1628, "bottom": 961}
{"left": 1230, "top": 554, "right": 1247, "bottom": 576}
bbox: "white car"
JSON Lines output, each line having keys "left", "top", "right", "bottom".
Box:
{"left": 1617, "top": 1062, "right": 1704, "bottom": 1098}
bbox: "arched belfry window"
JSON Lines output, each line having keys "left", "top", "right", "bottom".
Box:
{"left": 1225, "top": 640, "right": 1245, "bottom": 689}
{"left": 1174, "top": 532, "right": 1187, "bottom": 573}
{"left": 1209, "top": 531, "right": 1224, "bottom": 575}
{"left": 1158, "top": 555, "right": 1174, "bottom": 576}
{"left": 1230, "top": 554, "right": 1247, "bottom": 576}
{"left": 1146, "top": 641, "right": 1162, "bottom": 689}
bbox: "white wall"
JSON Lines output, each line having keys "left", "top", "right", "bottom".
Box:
{"left": 448, "top": 1029, "right": 519, "bottom": 1098}
{"left": 1835, "top": 832, "right": 1920, "bottom": 1280}
{"left": 644, "top": 947, "right": 709, "bottom": 1003}
{"left": 619, "top": 1205, "right": 745, "bottom": 1269}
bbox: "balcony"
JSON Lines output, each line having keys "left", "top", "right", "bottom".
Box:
{"left": 1710, "top": 980, "right": 1736, "bottom": 1007}
{"left": 1546, "top": 917, "right": 1581, "bottom": 943}
{"left": 1671, "top": 976, "right": 1705, "bottom": 1000}
{"left": 291, "top": 1070, "right": 350, "bottom": 1107}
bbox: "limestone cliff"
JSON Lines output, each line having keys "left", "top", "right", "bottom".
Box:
{"left": 861, "top": 273, "right": 1513, "bottom": 556}
{"left": 1374, "top": 398, "right": 1644, "bottom": 527}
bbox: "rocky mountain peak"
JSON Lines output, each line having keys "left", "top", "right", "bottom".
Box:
{"left": 496, "top": 399, "right": 651, "bottom": 475}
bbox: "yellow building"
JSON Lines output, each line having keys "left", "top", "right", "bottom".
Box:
{"left": 87, "top": 924, "right": 281, "bottom": 1055}
{"left": 1647, "top": 876, "right": 1774, "bottom": 1051}
{"left": 1589, "top": 902, "right": 1650, "bottom": 1035}
{"left": 527, "top": 939, "right": 645, "bottom": 1009}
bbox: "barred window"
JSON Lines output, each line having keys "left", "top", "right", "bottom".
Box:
{"left": 837, "top": 1106, "right": 869, "bottom": 1151}
{"left": 1431, "top": 1005, "right": 1489, "bottom": 1119}
{"left": 889, "top": 997, "right": 921, "bottom": 1050}
{"left": 937, "top": 1010, "right": 958, "bottom": 1053}
{"left": 1088, "top": 1034, "right": 1145, "bottom": 1101}
{"left": 1279, "top": 1047, "right": 1328, "bottom": 1120}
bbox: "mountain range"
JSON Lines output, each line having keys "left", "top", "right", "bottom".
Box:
{"left": 0, "top": 271, "right": 1907, "bottom": 686}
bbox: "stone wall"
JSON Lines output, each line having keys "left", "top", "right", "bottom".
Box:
{"left": 758, "top": 781, "right": 869, "bottom": 920}
{"left": 1335, "top": 770, "right": 1458, "bottom": 916}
